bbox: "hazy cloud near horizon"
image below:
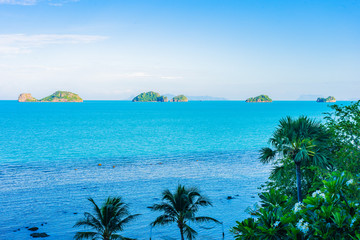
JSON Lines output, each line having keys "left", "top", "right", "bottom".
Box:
{"left": 0, "top": 0, "right": 78, "bottom": 6}
{"left": 0, "top": 0, "right": 36, "bottom": 5}
{"left": 0, "top": 0, "right": 359, "bottom": 100}
{"left": 0, "top": 34, "right": 107, "bottom": 54}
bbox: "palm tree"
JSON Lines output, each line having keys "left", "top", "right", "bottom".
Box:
{"left": 260, "top": 116, "right": 331, "bottom": 202}
{"left": 73, "top": 197, "right": 139, "bottom": 240}
{"left": 149, "top": 184, "right": 220, "bottom": 240}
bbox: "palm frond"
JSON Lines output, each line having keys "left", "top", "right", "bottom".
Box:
{"left": 192, "top": 216, "right": 220, "bottom": 224}
{"left": 151, "top": 214, "right": 176, "bottom": 227}
{"left": 118, "top": 214, "right": 141, "bottom": 227}
{"left": 149, "top": 203, "right": 178, "bottom": 216}
{"left": 109, "top": 234, "right": 135, "bottom": 240}
{"left": 88, "top": 197, "right": 104, "bottom": 226}
{"left": 73, "top": 212, "right": 103, "bottom": 231}
{"left": 73, "top": 231, "right": 98, "bottom": 240}
{"left": 161, "top": 189, "right": 177, "bottom": 207}
{"left": 259, "top": 147, "right": 276, "bottom": 164}
{"left": 193, "top": 195, "right": 212, "bottom": 207}
{"left": 183, "top": 223, "right": 197, "bottom": 240}
{"left": 151, "top": 185, "right": 219, "bottom": 239}
{"left": 74, "top": 197, "right": 138, "bottom": 240}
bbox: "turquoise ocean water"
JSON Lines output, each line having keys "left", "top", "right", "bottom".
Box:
{"left": 0, "top": 101, "right": 343, "bottom": 239}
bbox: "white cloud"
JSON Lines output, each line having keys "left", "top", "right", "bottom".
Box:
{"left": 124, "top": 72, "right": 153, "bottom": 78}
{"left": 98, "top": 72, "right": 183, "bottom": 81}
{"left": 0, "top": 0, "right": 78, "bottom": 5}
{"left": 160, "top": 76, "right": 183, "bottom": 80}
{"left": 47, "top": 0, "right": 79, "bottom": 7}
{"left": 0, "top": 0, "right": 36, "bottom": 5}
{"left": 0, "top": 34, "right": 108, "bottom": 54}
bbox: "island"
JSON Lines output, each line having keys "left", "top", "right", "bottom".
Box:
{"left": 316, "top": 96, "right": 336, "bottom": 103}
{"left": 170, "top": 95, "right": 188, "bottom": 102}
{"left": 18, "top": 93, "right": 37, "bottom": 102}
{"left": 245, "top": 95, "right": 272, "bottom": 103}
{"left": 18, "top": 91, "right": 83, "bottom": 102}
{"left": 132, "top": 91, "right": 168, "bottom": 102}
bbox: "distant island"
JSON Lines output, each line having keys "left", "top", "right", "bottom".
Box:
{"left": 245, "top": 95, "right": 272, "bottom": 103}
{"left": 132, "top": 91, "right": 168, "bottom": 102}
{"left": 316, "top": 96, "right": 336, "bottom": 103}
{"left": 18, "top": 93, "right": 37, "bottom": 102}
{"left": 131, "top": 94, "right": 226, "bottom": 101}
{"left": 168, "top": 95, "right": 226, "bottom": 101}
{"left": 132, "top": 92, "right": 190, "bottom": 102}
{"left": 170, "top": 95, "right": 188, "bottom": 102}
{"left": 18, "top": 91, "right": 83, "bottom": 102}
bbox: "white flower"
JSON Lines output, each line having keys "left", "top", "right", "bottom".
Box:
{"left": 273, "top": 221, "right": 280, "bottom": 228}
{"left": 347, "top": 179, "right": 354, "bottom": 186}
{"left": 294, "top": 202, "right": 304, "bottom": 213}
{"left": 312, "top": 190, "right": 322, "bottom": 198}
{"left": 351, "top": 217, "right": 356, "bottom": 227}
{"left": 296, "top": 218, "right": 309, "bottom": 234}
{"left": 311, "top": 190, "right": 326, "bottom": 199}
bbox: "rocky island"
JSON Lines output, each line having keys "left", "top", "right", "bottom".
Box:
{"left": 18, "top": 93, "right": 37, "bottom": 102}
{"left": 170, "top": 95, "right": 188, "bottom": 102}
{"left": 18, "top": 91, "right": 83, "bottom": 102}
{"left": 245, "top": 95, "right": 272, "bottom": 103}
{"left": 316, "top": 96, "right": 336, "bottom": 103}
{"left": 132, "top": 91, "right": 168, "bottom": 102}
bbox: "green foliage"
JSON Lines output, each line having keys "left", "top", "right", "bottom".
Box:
{"left": 296, "top": 171, "right": 360, "bottom": 239}
{"left": 232, "top": 171, "right": 360, "bottom": 240}
{"left": 171, "top": 95, "right": 188, "bottom": 102}
{"left": 258, "top": 188, "right": 292, "bottom": 210}
{"left": 157, "top": 95, "right": 168, "bottom": 102}
{"left": 149, "top": 185, "right": 219, "bottom": 240}
{"left": 245, "top": 95, "right": 272, "bottom": 102}
{"left": 324, "top": 101, "right": 360, "bottom": 174}
{"left": 132, "top": 91, "right": 168, "bottom": 102}
{"left": 233, "top": 103, "right": 360, "bottom": 240}
{"left": 259, "top": 116, "right": 332, "bottom": 202}
{"left": 73, "top": 197, "right": 139, "bottom": 240}
{"left": 232, "top": 218, "right": 258, "bottom": 240}
{"left": 231, "top": 188, "right": 296, "bottom": 240}
{"left": 40, "top": 91, "right": 83, "bottom": 102}
{"left": 317, "top": 96, "right": 336, "bottom": 102}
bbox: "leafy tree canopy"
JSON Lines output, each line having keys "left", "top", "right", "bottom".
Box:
{"left": 132, "top": 91, "right": 168, "bottom": 102}
{"left": 246, "top": 95, "right": 272, "bottom": 102}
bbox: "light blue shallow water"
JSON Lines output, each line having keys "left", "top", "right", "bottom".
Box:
{"left": 0, "top": 101, "right": 342, "bottom": 240}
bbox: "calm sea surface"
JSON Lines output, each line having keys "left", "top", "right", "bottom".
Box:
{"left": 0, "top": 101, "right": 343, "bottom": 240}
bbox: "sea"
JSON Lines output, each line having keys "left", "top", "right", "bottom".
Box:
{"left": 0, "top": 100, "right": 345, "bottom": 240}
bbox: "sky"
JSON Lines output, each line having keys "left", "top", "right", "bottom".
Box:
{"left": 0, "top": 0, "right": 359, "bottom": 100}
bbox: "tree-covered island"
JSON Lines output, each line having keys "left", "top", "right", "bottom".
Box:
{"left": 18, "top": 91, "right": 83, "bottom": 102}
{"left": 316, "top": 96, "right": 336, "bottom": 103}
{"left": 245, "top": 94, "right": 272, "bottom": 102}
{"left": 170, "top": 95, "right": 188, "bottom": 102}
{"left": 132, "top": 91, "right": 168, "bottom": 102}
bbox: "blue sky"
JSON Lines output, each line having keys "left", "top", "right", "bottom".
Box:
{"left": 0, "top": 0, "right": 359, "bottom": 100}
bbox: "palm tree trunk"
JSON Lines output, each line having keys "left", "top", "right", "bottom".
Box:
{"left": 149, "top": 225, "right": 152, "bottom": 240}
{"left": 295, "top": 162, "right": 302, "bottom": 202}
{"left": 180, "top": 227, "right": 184, "bottom": 240}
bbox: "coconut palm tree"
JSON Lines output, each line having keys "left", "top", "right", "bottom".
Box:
{"left": 149, "top": 185, "right": 220, "bottom": 240}
{"left": 74, "top": 197, "right": 139, "bottom": 240}
{"left": 259, "top": 116, "right": 331, "bottom": 202}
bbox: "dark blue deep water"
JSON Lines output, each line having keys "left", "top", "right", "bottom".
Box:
{"left": 0, "top": 101, "right": 342, "bottom": 239}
